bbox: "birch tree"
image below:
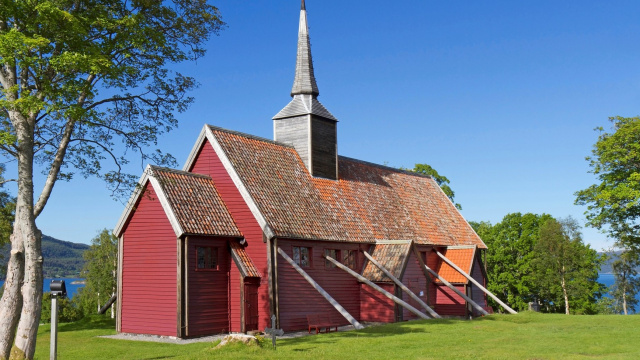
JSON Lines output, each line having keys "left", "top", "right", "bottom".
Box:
{"left": 610, "top": 250, "right": 640, "bottom": 315}
{"left": 0, "top": 1, "right": 224, "bottom": 358}
{"left": 532, "top": 217, "right": 603, "bottom": 314}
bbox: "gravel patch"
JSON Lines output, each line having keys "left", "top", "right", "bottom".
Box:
{"left": 99, "top": 323, "right": 374, "bottom": 345}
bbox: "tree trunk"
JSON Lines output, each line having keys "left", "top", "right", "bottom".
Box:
{"left": 0, "top": 233, "right": 25, "bottom": 359}
{"left": 9, "top": 123, "right": 43, "bottom": 360}
{"left": 622, "top": 288, "right": 627, "bottom": 315}
{"left": 561, "top": 271, "right": 569, "bottom": 315}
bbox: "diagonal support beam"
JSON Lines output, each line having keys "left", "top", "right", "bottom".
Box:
{"left": 422, "top": 263, "right": 489, "bottom": 316}
{"left": 277, "top": 247, "right": 364, "bottom": 329}
{"left": 363, "top": 251, "right": 441, "bottom": 319}
{"left": 436, "top": 251, "right": 517, "bottom": 314}
{"left": 325, "top": 255, "right": 430, "bottom": 320}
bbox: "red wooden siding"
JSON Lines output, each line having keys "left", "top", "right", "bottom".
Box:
{"left": 418, "top": 245, "right": 439, "bottom": 307}
{"left": 189, "top": 140, "right": 270, "bottom": 330}
{"left": 121, "top": 183, "right": 177, "bottom": 336}
{"left": 401, "top": 251, "right": 428, "bottom": 320}
{"left": 469, "top": 256, "right": 488, "bottom": 315}
{"left": 187, "top": 236, "right": 231, "bottom": 336}
{"left": 229, "top": 257, "right": 242, "bottom": 332}
{"left": 360, "top": 283, "right": 395, "bottom": 322}
{"left": 277, "top": 239, "right": 364, "bottom": 331}
{"left": 435, "top": 284, "right": 466, "bottom": 316}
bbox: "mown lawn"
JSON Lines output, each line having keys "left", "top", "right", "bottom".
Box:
{"left": 34, "top": 312, "right": 640, "bottom": 359}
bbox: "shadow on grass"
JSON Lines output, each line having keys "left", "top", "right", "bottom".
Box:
{"left": 58, "top": 315, "right": 116, "bottom": 332}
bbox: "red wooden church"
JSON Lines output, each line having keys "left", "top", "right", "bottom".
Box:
{"left": 114, "top": 1, "right": 489, "bottom": 338}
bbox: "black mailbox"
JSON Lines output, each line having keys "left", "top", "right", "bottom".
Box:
{"left": 50, "top": 280, "right": 67, "bottom": 298}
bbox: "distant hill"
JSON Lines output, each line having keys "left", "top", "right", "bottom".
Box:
{"left": 1, "top": 235, "right": 89, "bottom": 279}
{"left": 598, "top": 250, "right": 640, "bottom": 274}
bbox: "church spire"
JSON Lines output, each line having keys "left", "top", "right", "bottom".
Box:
{"left": 291, "top": 0, "right": 319, "bottom": 97}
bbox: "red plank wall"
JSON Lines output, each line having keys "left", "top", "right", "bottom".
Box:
{"left": 469, "top": 256, "right": 488, "bottom": 315}
{"left": 401, "top": 252, "right": 428, "bottom": 320}
{"left": 229, "top": 257, "right": 242, "bottom": 332}
{"left": 360, "top": 283, "right": 395, "bottom": 323}
{"left": 187, "top": 236, "right": 231, "bottom": 336}
{"left": 121, "top": 184, "right": 177, "bottom": 336}
{"left": 435, "top": 285, "right": 466, "bottom": 316}
{"left": 189, "top": 140, "right": 270, "bottom": 330}
{"left": 277, "top": 239, "right": 364, "bottom": 331}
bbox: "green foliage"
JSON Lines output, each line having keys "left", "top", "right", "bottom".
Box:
{"left": 0, "top": 0, "right": 226, "bottom": 197}
{"left": 0, "top": 165, "right": 15, "bottom": 277}
{"left": 75, "top": 229, "right": 117, "bottom": 317}
{"left": 41, "top": 293, "right": 83, "bottom": 323}
{"left": 472, "top": 213, "right": 553, "bottom": 311}
{"left": 575, "top": 116, "right": 640, "bottom": 250}
{"left": 531, "top": 217, "right": 604, "bottom": 314}
{"left": 411, "top": 163, "right": 462, "bottom": 210}
{"left": 609, "top": 250, "right": 640, "bottom": 314}
{"left": 1, "top": 235, "right": 88, "bottom": 278}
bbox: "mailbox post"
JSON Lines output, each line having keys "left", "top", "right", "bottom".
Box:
{"left": 50, "top": 280, "right": 67, "bottom": 360}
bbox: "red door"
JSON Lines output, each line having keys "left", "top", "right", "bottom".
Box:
{"left": 244, "top": 279, "right": 259, "bottom": 332}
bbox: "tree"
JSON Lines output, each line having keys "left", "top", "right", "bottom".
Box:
{"left": 411, "top": 164, "right": 462, "bottom": 210}
{"left": 609, "top": 250, "right": 640, "bottom": 315}
{"left": 575, "top": 116, "right": 640, "bottom": 251}
{"left": 0, "top": 165, "right": 15, "bottom": 278}
{"left": 75, "top": 229, "right": 117, "bottom": 317}
{"left": 0, "top": 1, "right": 225, "bottom": 357}
{"left": 471, "top": 213, "right": 553, "bottom": 311}
{"left": 531, "top": 217, "right": 603, "bottom": 314}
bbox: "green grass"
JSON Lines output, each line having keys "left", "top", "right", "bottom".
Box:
{"left": 35, "top": 312, "right": 640, "bottom": 359}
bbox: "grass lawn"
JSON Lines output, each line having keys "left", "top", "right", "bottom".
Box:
{"left": 34, "top": 312, "right": 640, "bottom": 359}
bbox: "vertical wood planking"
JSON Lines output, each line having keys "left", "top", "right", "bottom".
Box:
{"left": 277, "top": 239, "right": 362, "bottom": 331}
{"left": 187, "top": 236, "right": 231, "bottom": 336}
{"left": 121, "top": 184, "right": 177, "bottom": 336}
{"left": 189, "top": 140, "right": 270, "bottom": 330}
{"left": 360, "top": 283, "right": 396, "bottom": 322}
{"left": 401, "top": 252, "right": 428, "bottom": 320}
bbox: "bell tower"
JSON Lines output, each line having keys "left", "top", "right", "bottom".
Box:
{"left": 273, "top": 0, "right": 338, "bottom": 180}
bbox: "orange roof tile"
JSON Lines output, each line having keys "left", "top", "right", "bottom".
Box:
{"left": 151, "top": 166, "right": 242, "bottom": 238}
{"left": 229, "top": 241, "right": 261, "bottom": 278}
{"left": 209, "top": 126, "right": 485, "bottom": 248}
{"left": 361, "top": 242, "right": 412, "bottom": 282}
{"left": 435, "top": 247, "right": 476, "bottom": 284}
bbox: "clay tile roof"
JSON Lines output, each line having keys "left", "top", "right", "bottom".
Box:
{"left": 208, "top": 126, "right": 485, "bottom": 248}
{"left": 229, "top": 241, "right": 261, "bottom": 278}
{"left": 361, "top": 241, "right": 412, "bottom": 282}
{"left": 151, "top": 166, "right": 242, "bottom": 237}
{"left": 435, "top": 247, "right": 476, "bottom": 284}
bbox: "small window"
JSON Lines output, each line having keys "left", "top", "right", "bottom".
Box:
{"left": 325, "top": 249, "right": 339, "bottom": 268}
{"left": 343, "top": 250, "right": 357, "bottom": 270}
{"left": 293, "top": 246, "right": 311, "bottom": 267}
{"left": 196, "top": 246, "right": 218, "bottom": 270}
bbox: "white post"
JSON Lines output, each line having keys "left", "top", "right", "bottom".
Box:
{"left": 422, "top": 263, "right": 489, "bottom": 316}
{"left": 435, "top": 251, "right": 517, "bottom": 314}
{"left": 277, "top": 248, "right": 364, "bottom": 329}
{"left": 325, "top": 255, "right": 430, "bottom": 320}
{"left": 50, "top": 296, "right": 59, "bottom": 360}
{"left": 363, "top": 251, "right": 441, "bottom": 319}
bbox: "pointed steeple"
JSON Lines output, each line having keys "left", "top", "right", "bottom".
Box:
{"left": 273, "top": 1, "right": 338, "bottom": 180}
{"left": 291, "top": 0, "right": 319, "bottom": 97}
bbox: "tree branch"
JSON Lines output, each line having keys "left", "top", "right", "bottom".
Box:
{"left": 34, "top": 74, "right": 96, "bottom": 218}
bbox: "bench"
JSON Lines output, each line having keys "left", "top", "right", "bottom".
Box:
{"left": 307, "top": 314, "right": 340, "bottom": 334}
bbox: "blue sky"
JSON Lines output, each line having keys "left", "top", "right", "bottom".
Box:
{"left": 26, "top": 1, "right": 640, "bottom": 250}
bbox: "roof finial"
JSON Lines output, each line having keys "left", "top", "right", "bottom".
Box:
{"left": 291, "top": 0, "right": 319, "bottom": 97}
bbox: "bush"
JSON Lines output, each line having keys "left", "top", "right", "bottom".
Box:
{"left": 41, "top": 293, "right": 83, "bottom": 323}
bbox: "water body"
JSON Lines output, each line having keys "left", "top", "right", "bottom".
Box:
{"left": 0, "top": 278, "right": 85, "bottom": 299}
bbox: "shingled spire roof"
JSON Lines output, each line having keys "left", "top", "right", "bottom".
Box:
{"left": 291, "top": 0, "right": 319, "bottom": 97}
